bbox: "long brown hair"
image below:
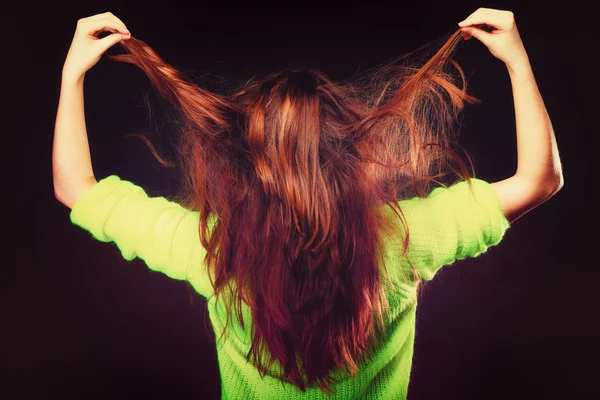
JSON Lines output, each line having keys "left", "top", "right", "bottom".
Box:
{"left": 108, "top": 28, "right": 478, "bottom": 394}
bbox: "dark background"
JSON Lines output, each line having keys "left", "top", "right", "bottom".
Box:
{"left": 6, "top": 2, "right": 595, "bottom": 399}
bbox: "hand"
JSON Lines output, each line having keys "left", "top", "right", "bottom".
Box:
{"left": 62, "top": 12, "right": 131, "bottom": 82}
{"left": 458, "top": 8, "right": 529, "bottom": 69}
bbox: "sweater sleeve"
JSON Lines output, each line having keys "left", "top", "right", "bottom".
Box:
{"left": 69, "top": 175, "right": 214, "bottom": 298}
{"left": 398, "top": 178, "right": 511, "bottom": 281}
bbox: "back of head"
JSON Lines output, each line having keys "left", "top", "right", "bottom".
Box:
{"left": 109, "top": 29, "right": 478, "bottom": 394}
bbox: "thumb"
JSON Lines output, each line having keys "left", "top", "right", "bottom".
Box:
{"left": 460, "top": 26, "right": 491, "bottom": 46}
{"left": 98, "top": 32, "right": 131, "bottom": 53}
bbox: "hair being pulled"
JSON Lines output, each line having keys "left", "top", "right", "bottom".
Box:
{"left": 107, "top": 28, "right": 478, "bottom": 394}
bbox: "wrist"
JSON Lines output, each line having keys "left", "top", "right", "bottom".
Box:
{"left": 61, "top": 68, "right": 86, "bottom": 87}
{"left": 505, "top": 56, "right": 532, "bottom": 76}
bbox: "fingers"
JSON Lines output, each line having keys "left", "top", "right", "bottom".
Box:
{"left": 460, "top": 30, "right": 472, "bottom": 40}
{"left": 78, "top": 12, "right": 129, "bottom": 36}
{"left": 459, "top": 17, "right": 499, "bottom": 30}
{"left": 98, "top": 32, "right": 130, "bottom": 52}
{"left": 105, "top": 12, "right": 129, "bottom": 34}
{"left": 459, "top": 27, "right": 489, "bottom": 46}
{"left": 458, "top": 7, "right": 514, "bottom": 31}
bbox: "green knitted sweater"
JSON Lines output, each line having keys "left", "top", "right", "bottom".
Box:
{"left": 69, "top": 175, "right": 510, "bottom": 399}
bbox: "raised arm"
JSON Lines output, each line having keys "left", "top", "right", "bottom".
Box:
{"left": 459, "top": 8, "right": 564, "bottom": 224}
{"left": 53, "top": 12, "right": 131, "bottom": 208}
{"left": 489, "top": 60, "right": 563, "bottom": 224}
{"left": 52, "top": 71, "right": 98, "bottom": 208}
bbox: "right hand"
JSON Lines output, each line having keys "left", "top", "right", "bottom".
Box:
{"left": 458, "top": 8, "right": 529, "bottom": 69}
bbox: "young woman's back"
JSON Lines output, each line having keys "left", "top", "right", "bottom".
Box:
{"left": 55, "top": 7, "right": 563, "bottom": 399}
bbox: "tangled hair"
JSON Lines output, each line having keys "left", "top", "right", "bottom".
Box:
{"left": 107, "top": 28, "right": 478, "bottom": 394}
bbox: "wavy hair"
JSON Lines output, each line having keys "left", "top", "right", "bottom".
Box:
{"left": 107, "top": 28, "right": 478, "bottom": 394}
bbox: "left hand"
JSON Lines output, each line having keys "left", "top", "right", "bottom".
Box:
{"left": 62, "top": 12, "right": 131, "bottom": 81}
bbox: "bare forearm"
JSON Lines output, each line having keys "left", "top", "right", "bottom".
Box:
{"left": 52, "top": 73, "right": 97, "bottom": 207}
{"left": 507, "top": 60, "right": 564, "bottom": 191}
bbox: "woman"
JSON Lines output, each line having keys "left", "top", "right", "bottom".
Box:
{"left": 53, "top": 8, "right": 563, "bottom": 399}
